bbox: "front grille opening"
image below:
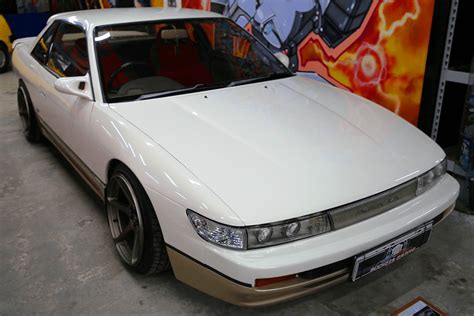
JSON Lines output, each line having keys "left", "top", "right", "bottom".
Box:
{"left": 329, "top": 179, "right": 418, "bottom": 230}
{"left": 299, "top": 258, "right": 352, "bottom": 280}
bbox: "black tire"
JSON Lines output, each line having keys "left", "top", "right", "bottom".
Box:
{"left": 106, "top": 163, "right": 170, "bottom": 274}
{"left": 17, "top": 81, "right": 42, "bottom": 142}
{"left": 0, "top": 42, "right": 9, "bottom": 74}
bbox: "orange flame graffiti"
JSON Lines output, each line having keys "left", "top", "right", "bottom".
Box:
{"left": 299, "top": 0, "right": 435, "bottom": 125}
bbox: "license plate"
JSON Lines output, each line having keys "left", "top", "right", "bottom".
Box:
{"left": 351, "top": 222, "right": 433, "bottom": 281}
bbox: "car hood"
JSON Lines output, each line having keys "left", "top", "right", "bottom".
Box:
{"left": 110, "top": 76, "right": 444, "bottom": 225}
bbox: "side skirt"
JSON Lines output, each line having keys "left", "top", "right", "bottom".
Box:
{"left": 37, "top": 116, "right": 106, "bottom": 202}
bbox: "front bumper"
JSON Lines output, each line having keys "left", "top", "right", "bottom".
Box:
{"left": 163, "top": 175, "right": 459, "bottom": 306}
{"left": 168, "top": 203, "right": 455, "bottom": 307}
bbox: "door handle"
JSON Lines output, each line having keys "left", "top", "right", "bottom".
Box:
{"left": 39, "top": 91, "right": 46, "bottom": 97}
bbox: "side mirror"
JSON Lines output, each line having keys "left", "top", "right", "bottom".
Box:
{"left": 54, "top": 75, "right": 93, "bottom": 101}
{"left": 274, "top": 52, "right": 290, "bottom": 68}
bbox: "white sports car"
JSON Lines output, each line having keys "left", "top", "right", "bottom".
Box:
{"left": 12, "top": 8, "right": 459, "bottom": 306}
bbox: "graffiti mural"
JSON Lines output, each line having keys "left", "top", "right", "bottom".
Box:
{"left": 97, "top": 0, "right": 167, "bottom": 8}
{"left": 15, "top": 0, "right": 49, "bottom": 12}
{"left": 210, "top": 1, "right": 372, "bottom": 69}
{"left": 182, "top": 0, "right": 435, "bottom": 125}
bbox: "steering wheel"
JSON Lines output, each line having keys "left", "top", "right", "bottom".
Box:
{"left": 108, "top": 61, "right": 154, "bottom": 93}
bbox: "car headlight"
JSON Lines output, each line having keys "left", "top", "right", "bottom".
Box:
{"left": 246, "top": 213, "right": 331, "bottom": 249}
{"left": 187, "top": 209, "right": 331, "bottom": 250}
{"left": 416, "top": 158, "right": 447, "bottom": 195}
{"left": 187, "top": 210, "right": 246, "bottom": 250}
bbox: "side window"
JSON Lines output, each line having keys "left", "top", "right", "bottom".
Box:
{"left": 47, "top": 23, "right": 89, "bottom": 77}
{"left": 32, "top": 22, "right": 59, "bottom": 64}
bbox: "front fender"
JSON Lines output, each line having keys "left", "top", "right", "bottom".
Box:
{"left": 88, "top": 103, "right": 245, "bottom": 234}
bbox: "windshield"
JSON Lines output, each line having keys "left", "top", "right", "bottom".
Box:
{"left": 94, "top": 18, "right": 292, "bottom": 102}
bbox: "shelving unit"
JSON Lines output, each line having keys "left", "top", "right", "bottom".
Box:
{"left": 446, "top": 62, "right": 474, "bottom": 176}
{"left": 454, "top": 60, "right": 474, "bottom": 210}
{"left": 431, "top": 0, "right": 474, "bottom": 210}
{"left": 430, "top": 0, "right": 459, "bottom": 141}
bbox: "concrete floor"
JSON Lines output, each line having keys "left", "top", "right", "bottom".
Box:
{"left": 1, "top": 70, "right": 473, "bottom": 315}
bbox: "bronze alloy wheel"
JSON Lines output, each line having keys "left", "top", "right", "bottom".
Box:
{"left": 107, "top": 174, "right": 145, "bottom": 266}
{"left": 17, "top": 82, "right": 42, "bottom": 142}
{"left": 106, "top": 164, "right": 170, "bottom": 274}
{"left": 17, "top": 86, "right": 31, "bottom": 134}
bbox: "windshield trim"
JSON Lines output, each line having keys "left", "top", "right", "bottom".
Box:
{"left": 93, "top": 17, "right": 293, "bottom": 104}
{"left": 108, "top": 74, "right": 294, "bottom": 103}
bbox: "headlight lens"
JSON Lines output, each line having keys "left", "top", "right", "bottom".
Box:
{"left": 187, "top": 210, "right": 331, "bottom": 250}
{"left": 246, "top": 213, "right": 331, "bottom": 249}
{"left": 256, "top": 227, "right": 273, "bottom": 243}
{"left": 187, "top": 210, "right": 246, "bottom": 250}
{"left": 417, "top": 158, "right": 446, "bottom": 195}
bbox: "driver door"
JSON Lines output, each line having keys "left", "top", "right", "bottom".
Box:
{"left": 33, "top": 21, "right": 94, "bottom": 154}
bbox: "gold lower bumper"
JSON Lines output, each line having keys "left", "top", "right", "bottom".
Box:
{"left": 167, "top": 246, "right": 349, "bottom": 307}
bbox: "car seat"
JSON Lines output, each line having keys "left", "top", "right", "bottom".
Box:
{"left": 151, "top": 29, "right": 212, "bottom": 86}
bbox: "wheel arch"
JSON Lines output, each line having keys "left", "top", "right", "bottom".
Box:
{"left": 17, "top": 79, "right": 32, "bottom": 107}
{"left": 0, "top": 40, "right": 10, "bottom": 73}
{"left": 106, "top": 158, "right": 125, "bottom": 182}
{"left": 0, "top": 40, "right": 7, "bottom": 50}
{"left": 18, "top": 78, "right": 27, "bottom": 92}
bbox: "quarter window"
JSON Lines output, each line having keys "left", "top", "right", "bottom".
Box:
{"left": 47, "top": 23, "right": 89, "bottom": 77}
{"left": 32, "top": 22, "right": 58, "bottom": 64}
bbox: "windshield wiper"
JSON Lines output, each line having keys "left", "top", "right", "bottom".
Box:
{"left": 137, "top": 84, "right": 207, "bottom": 101}
{"left": 227, "top": 72, "right": 293, "bottom": 87}
{"left": 134, "top": 73, "right": 292, "bottom": 101}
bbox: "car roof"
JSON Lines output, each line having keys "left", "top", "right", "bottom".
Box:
{"left": 48, "top": 8, "right": 223, "bottom": 29}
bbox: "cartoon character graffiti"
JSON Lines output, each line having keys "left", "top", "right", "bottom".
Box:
{"left": 210, "top": 0, "right": 373, "bottom": 73}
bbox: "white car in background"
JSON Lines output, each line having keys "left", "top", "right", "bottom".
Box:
{"left": 12, "top": 8, "right": 459, "bottom": 307}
